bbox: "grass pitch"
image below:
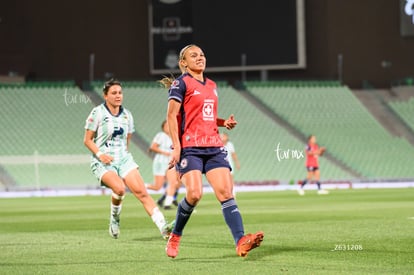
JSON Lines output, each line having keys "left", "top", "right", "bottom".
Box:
{"left": 0, "top": 188, "right": 413, "bottom": 274}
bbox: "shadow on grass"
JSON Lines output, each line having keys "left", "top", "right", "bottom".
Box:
{"left": 131, "top": 236, "right": 165, "bottom": 242}
{"left": 169, "top": 242, "right": 306, "bottom": 262}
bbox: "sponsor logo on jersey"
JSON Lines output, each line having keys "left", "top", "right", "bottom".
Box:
{"left": 202, "top": 99, "right": 214, "bottom": 121}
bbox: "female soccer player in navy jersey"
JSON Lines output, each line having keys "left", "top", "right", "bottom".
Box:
{"left": 298, "top": 135, "right": 329, "bottom": 195}
{"left": 84, "top": 79, "right": 174, "bottom": 240}
{"left": 160, "top": 45, "right": 263, "bottom": 258}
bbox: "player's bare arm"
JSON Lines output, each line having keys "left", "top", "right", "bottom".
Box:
{"left": 167, "top": 99, "right": 182, "bottom": 169}
{"left": 83, "top": 129, "right": 113, "bottom": 164}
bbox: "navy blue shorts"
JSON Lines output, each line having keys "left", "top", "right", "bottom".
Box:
{"left": 176, "top": 147, "right": 231, "bottom": 175}
{"left": 306, "top": 166, "right": 319, "bottom": 172}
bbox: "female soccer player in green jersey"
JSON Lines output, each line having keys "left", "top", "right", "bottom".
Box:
{"left": 84, "top": 79, "right": 174, "bottom": 239}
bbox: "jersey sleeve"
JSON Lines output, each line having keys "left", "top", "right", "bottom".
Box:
{"left": 152, "top": 132, "right": 162, "bottom": 144}
{"left": 84, "top": 107, "right": 100, "bottom": 132}
{"left": 227, "top": 142, "right": 235, "bottom": 154}
{"left": 168, "top": 77, "right": 187, "bottom": 103}
{"left": 126, "top": 109, "right": 135, "bottom": 134}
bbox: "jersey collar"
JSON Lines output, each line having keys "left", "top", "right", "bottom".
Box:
{"left": 103, "top": 103, "right": 124, "bottom": 117}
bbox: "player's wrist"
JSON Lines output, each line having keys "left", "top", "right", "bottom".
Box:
{"left": 216, "top": 118, "right": 226, "bottom": 127}
{"left": 171, "top": 144, "right": 181, "bottom": 150}
{"left": 95, "top": 151, "right": 103, "bottom": 158}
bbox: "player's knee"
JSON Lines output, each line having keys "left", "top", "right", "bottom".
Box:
{"left": 131, "top": 188, "right": 147, "bottom": 199}
{"left": 222, "top": 191, "right": 234, "bottom": 201}
{"left": 186, "top": 189, "right": 202, "bottom": 204}
{"left": 112, "top": 191, "right": 125, "bottom": 201}
{"left": 216, "top": 187, "right": 233, "bottom": 201}
{"left": 111, "top": 186, "right": 126, "bottom": 198}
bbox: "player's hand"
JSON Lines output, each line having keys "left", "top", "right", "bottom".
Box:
{"left": 168, "top": 145, "right": 181, "bottom": 169}
{"left": 99, "top": 154, "right": 113, "bottom": 165}
{"left": 319, "top": 147, "right": 326, "bottom": 156}
{"left": 224, "top": 114, "right": 237, "bottom": 130}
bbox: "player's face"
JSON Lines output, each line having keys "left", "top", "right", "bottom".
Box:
{"left": 104, "top": 85, "right": 123, "bottom": 107}
{"left": 181, "top": 46, "right": 206, "bottom": 73}
{"left": 163, "top": 122, "right": 169, "bottom": 134}
{"left": 310, "top": 136, "right": 316, "bottom": 144}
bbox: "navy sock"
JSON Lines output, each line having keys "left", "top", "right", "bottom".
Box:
{"left": 316, "top": 181, "right": 321, "bottom": 190}
{"left": 301, "top": 179, "right": 308, "bottom": 188}
{"left": 172, "top": 198, "right": 194, "bottom": 236}
{"left": 221, "top": 198, "right": 244, "bottom": 245}
{"left": 157, "top": 194, "right": 166, "bottom": 205}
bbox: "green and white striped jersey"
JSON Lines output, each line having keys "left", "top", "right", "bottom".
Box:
{"left": 85, "top": 104, "right": 135, "bottom": 162}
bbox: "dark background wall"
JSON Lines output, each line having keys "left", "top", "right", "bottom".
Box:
{"left": 0, "top": 0, "right": 412, "bottom": 88}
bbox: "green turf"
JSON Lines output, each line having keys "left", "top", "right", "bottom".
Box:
{"left": 0, "top": 188, "right": 413, "bottom": 274}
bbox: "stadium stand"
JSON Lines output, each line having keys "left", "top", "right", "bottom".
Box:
{"left": 388, "top": 97, "right": 414, "bottom": 133}
{"left": 0, "top": 83, "right": 152, "bottom": 190}
{"left": 216, "top": 84, "right": 354, "bottom": 183}
{"left": 3, "top": 80, "right": 413, "bottom": 191}
{"left": 245, "top": 81, "right": 414, "bottom": 179}
{"left": 0, "top": 84, "right": 90, "bottom": 189}
{"left": 0, "top": 84, "right": 96, "bottom": 189}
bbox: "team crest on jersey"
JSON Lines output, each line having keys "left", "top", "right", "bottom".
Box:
{"left": 171, "top": 79, "right": 180, "bottom": 89}
{"left": 202, "top": 99, "right": 214, "bottom": 121}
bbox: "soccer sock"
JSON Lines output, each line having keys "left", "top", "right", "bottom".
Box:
{"left": 173, "top": 189, "right": 179, "bottom": 200}
{"left": 111, "top": 203, "right": 122, "bottom": 218}
{"left": 301, "top": 179, "right": 308, "bottom": 188}
{"left": 157, "top": 194, "right": 166, "bottom": 205}
{"left": 172, "top": 198, "right": 195, "bottom": 236}
{"left": 164, "top": 195, "right": 174, "bottom": 207}
{"left": 111, "top": 193, "right": 124, "bottom": 218}
{"left": 151, "top": 207, "right": 167, "bottom": 233}
{"left": 316, "top": 181, "right": 321, "bottom": 190}
{"left": 221, "top": 198, "right": 244, "bottom": 245}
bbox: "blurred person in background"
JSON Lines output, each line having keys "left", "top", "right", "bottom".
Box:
{"left": 220, "top": 132, "right": 240, "bottom": 197}
{"left": 298, "top": 135, "right": 328, "bottom": 195}
{"left": 146, "top": 120, "right": 181, "bottom": 210}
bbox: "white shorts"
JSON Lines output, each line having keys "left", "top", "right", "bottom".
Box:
{"left": 91, "top": 153, "right": 139, "bottom": 184}
{"left": 152, "top": 160, "right": 168, "bottom": 176}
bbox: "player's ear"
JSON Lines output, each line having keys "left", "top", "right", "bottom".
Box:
{"left": 179, "top": 59, "right": 187, "bottom": 69}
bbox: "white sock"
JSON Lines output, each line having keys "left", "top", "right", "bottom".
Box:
{"left": 111, "top": 203, "right": 122, "bottom": 217}
{"left": 164, "top": 195, "right": 174, "bottom": 207}
{"left": 151, "top": 207, "right": 167, "bottom": 232}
